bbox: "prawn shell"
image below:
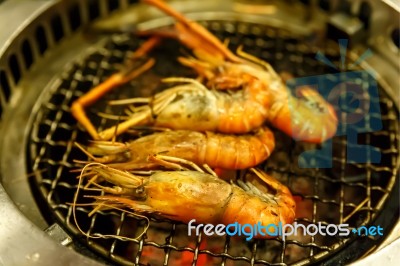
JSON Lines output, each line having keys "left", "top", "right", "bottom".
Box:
{"left": 223, "top": 186, "right": 295, "bottom": 228}
{"left": 144, "top": 171, "right": 232, "bottom": 224}
{"left": 154, "top": 88, "right": 220, "bottom": 131}
{"left": 140, "top": 171, "right": 295, "bottom": 238}
{"left": 87, "top": 166, "right": 296, "bottom": 239}
{"left": 88, "top": 127, "right": 275, "bottom": 170}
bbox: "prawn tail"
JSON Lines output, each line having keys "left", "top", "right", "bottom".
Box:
{"left": 268, "top": 87, "right": 338, "bottom": 143}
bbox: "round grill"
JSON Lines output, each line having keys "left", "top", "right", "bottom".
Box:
{"left": 28, "top": 20, "right": 399, "bottom": 265}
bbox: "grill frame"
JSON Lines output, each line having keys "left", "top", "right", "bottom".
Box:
{"left": 0, "top": 0, "right": 399, "bottom": 266}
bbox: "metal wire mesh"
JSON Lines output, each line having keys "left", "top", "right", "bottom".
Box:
{"left": 28, "top": 21, "right": 399, "bottom": 265}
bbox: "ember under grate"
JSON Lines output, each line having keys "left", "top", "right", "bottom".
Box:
{"left": 28, "top": 21, "right": 399, "bottom": 266}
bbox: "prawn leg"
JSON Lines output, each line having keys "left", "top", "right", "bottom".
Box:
{"left": 148, "top": 154, "right": 205, "bottom": 173}
{"left": 74, "top": 142, "right": 129, "bottom": 164}
{"left": 247, "top": 168, "right": 296, "bottom": 224}
{"left": 249, "top": 168, "right": 285, "bottom": 192}
{"left": 71, "top": 37, "right": 160, "bottom": 140}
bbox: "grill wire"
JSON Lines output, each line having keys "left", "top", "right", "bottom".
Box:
{"left": 28, "top": 21, "right": 399, "bottom": 266}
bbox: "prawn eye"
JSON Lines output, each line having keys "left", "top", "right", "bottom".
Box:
{"left": 135, "top": 186, "right": 147, "bottom": 199}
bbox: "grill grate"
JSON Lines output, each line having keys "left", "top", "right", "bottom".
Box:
{"left": 28, "top": 21, "right": 399, "bottom": 265}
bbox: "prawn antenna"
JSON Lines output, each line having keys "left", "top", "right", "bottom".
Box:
{"left": 236, "top": 46, "right": 280, "bottom": 79}
{"left": 162, "top": 77, "right": 209, "bottom": 91}
{"left": 72, "top": 162, "right": 149, "bottom": 241}
{"left": 149, "top": 94, "right": 157, "bottom": 120}
{"left": 108, "top": 97, "right": 150, "bottom": 106}
{"left": 97, "top": 112, "right": 130, "bottom": 120}
{"left": 112, "top": 110, "right": 124, "bottom": 143}
{"left": 202, "top": 164, "right": 217, "bottom": 177}
{"left": 74, "top": 142, "right": 98, "bottom": 161}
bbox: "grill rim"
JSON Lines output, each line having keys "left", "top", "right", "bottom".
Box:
{"left": 320, "top": 176, "right": 399, "bottom": 265}
{"left": 0, "top": 0, "right": 398, "bottom": 266}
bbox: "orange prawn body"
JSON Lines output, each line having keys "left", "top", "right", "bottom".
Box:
{"left": 83, "top": 164, "right": 295, "bottom": 239}
{"left": 142, "top": 0, "right": 338, "bottom": 143}
{"left": 205, "top": 62, "right": 339, "bottom": 143}
{"left": 88, "top": 127, "right": 275, "bottom": 170}
{"left": 154, "top": 79, "right": 270, "bottom": 134}
{"left": 99, "top": 79, "right": 271, "bottom": 140}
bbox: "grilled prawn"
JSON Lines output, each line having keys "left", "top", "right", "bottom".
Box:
{"left": 138, "top": 0, "right": 338, "bottom": 143}
{"left": 77, "top": 155, "right": 296, "bottom": 238}
{"left": 98, "top": 77, "right": 271, "bottom": 140}
{"left": 78, "top": 126, "right": 275, "bottom": 170}
{"left": 71, "top": 0, "right": 337, "bottom": 143}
